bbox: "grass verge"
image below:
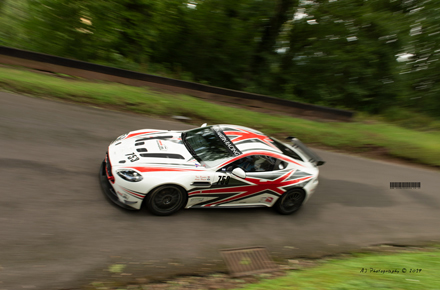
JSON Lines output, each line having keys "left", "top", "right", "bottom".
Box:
{"left": 1, "top": 66, "right": 440, "bottom": 168}
{"left": 236, "top": 247, "right": 440, "bottom": 290}
{"left": 85, "top": 246, "right": 440, "bottom": 290}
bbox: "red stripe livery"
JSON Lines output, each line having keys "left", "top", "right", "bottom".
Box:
{"left": 125, "top": 131, "right": 160, "bottom": 139}
{"left": 223, "top": 128, "right": 281, "bottom": 151}
{"left": 189, "top": 170, "right": 312, "bottom": 207}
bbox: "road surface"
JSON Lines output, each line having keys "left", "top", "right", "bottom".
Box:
{"left": 0, "top": 92, "right": 439, "bottom": 289}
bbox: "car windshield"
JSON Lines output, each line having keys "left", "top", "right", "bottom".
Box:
{"left": 182, "top": 126, "right": 235, "bottom": 167}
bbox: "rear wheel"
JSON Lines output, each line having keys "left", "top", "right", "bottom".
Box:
{"left": 274, "top": 189, "right": 306, "bottom": 215}
{"left": 146, "top": 185, "right": 186, "bottom": 216}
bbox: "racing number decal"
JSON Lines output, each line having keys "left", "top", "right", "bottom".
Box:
{"left": 216, "top": 175, "right": 230, "bottom": 185}
{"left": 125, "top": 153, "right": 139, "bottom": 162}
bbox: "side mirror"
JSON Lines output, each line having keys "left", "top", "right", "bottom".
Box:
{"left": 231, "top": 167, "right": 246, "bottom": 179}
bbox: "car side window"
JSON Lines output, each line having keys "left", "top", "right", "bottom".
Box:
{"left": 226, "top": 155, "right": 278, "bottom": 172}
{"left": 270, "top": 138, "right": 304, "bottom": 162}
{"left": 274, "top": 159, "right": 288, "bottom": 170}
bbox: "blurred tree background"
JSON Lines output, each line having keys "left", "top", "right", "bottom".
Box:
{"left": 0, "top": 0, "right": 439, "bottom": 119}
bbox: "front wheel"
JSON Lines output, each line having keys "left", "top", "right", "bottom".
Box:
{"left": 274, "top": 189, "right": 306, "bottom": 215}
{"left": 146, "top": 185, "right": 187, "bottom": 216}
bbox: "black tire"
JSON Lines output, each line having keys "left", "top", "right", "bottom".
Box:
{"left": 274, "top": 189, "right": 306, "bottom": 215}
{"left": 146, "top": 185, "right": 187, "bottom": 216}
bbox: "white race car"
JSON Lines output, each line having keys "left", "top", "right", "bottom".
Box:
{"left": 99, "top": 124, "right": 324, "bottom": 215}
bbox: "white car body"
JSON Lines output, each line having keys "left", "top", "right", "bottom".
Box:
{"left": 100, "top": 124, "right": 323, "bottom": 214}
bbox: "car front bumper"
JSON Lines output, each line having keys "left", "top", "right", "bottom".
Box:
{"left": 99, "top": 161, "right": 139, "bottom": 211}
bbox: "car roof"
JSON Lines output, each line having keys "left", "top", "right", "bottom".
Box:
{"left": 216, "top": 124, "right": 283, "bottom": 155}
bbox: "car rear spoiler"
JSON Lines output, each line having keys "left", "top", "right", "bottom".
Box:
{"left": 286, "top": 137, "right": 325, "bottom": 166}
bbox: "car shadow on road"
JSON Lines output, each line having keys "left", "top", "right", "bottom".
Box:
{"left": 310, "top": 177, "right": 396, "bottom": 208}
{"left": 105, "top": 177, "right": 408, "bottom": 219}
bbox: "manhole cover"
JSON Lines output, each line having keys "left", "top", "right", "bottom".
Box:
{"left": 220, "top": 247, "right": 279, "bottom": 277}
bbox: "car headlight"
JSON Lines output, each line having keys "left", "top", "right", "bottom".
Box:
{"left": 116, "top": 170, "right": 143, "bottom": 182}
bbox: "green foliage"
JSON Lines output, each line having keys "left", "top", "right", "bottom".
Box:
{"left": 382, "top": 107, "right": 440, "bottom": 131}
{"left": 151, "top": 0, "right": 279, "bottom": 89}
{"left": 1, "top": 0, "right": 440, "bottom": 120}
{"left": 395, "top": 0, "right": 440, "bottom": 119}
{"left": 275, "top": 0, "right": 408, "bottom": 113}
{"left": 0, "top": 0, "right": 29, "bottom": 47}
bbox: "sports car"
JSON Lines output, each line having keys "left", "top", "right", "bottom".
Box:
{"left": 99, "top": 124, "right": 324, "bottom": 216}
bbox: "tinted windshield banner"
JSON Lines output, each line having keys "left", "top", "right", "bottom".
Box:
{"left": 213, "top": 127, "right": 242, "bottom": 156}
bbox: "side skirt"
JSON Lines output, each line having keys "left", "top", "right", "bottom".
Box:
{"left": 188, "top": 204, "right": 270, "bottom": 209}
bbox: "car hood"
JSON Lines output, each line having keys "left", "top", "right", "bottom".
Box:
{"left": 108, "top": 129, "right": 202, "bottom": 168}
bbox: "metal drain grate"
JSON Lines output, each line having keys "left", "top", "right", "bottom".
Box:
{"left": 220, "top": 247, "right": 279, "bottom": 277}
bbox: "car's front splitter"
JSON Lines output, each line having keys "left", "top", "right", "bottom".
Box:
{"left": 99, "top": 161, "right": 139, "bottom": 211}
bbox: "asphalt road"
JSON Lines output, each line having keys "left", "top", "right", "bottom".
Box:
{"left": 1, "top": 92, "right": 439, "bottom": 290}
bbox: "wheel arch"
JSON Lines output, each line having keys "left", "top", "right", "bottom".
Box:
{"left": 141, "top": 183, "right": 189, "bottom": 208}
{"left": 274, "top": 187, "right": 307, "bottom": 215}
{"left": 279, "top": 186, "right": 306, "bottom": 197}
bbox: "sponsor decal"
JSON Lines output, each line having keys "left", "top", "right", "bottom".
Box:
{"left": 213, "top": 127, "right": 242, "bottom": 156}
{"left": 195, "top": 175, "right": 209, "bottom": 181}
{"left": 156, "top": 139, "right": 167, "bottom": 151}
{"left": 259, "top": 196, "right": 273, "bottom": 203}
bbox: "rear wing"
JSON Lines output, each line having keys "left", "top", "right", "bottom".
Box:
{"left": 286, "top": 137, "right": 325, "bottom": 166}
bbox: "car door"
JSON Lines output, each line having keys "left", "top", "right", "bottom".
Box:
{"left": 234, "top": 155, "right": 292, "bottom": 206}
{"left": 186, "top": 156, "right": 262, "bottom": 208}
{"left": 186, "top": 169, "right": 250, "bottom": 208}
{"left": 207, "top": 155, "right": 291, "bottom": 207}
{"left": 187, "top": 155, "right": 291, "bottom": 207}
